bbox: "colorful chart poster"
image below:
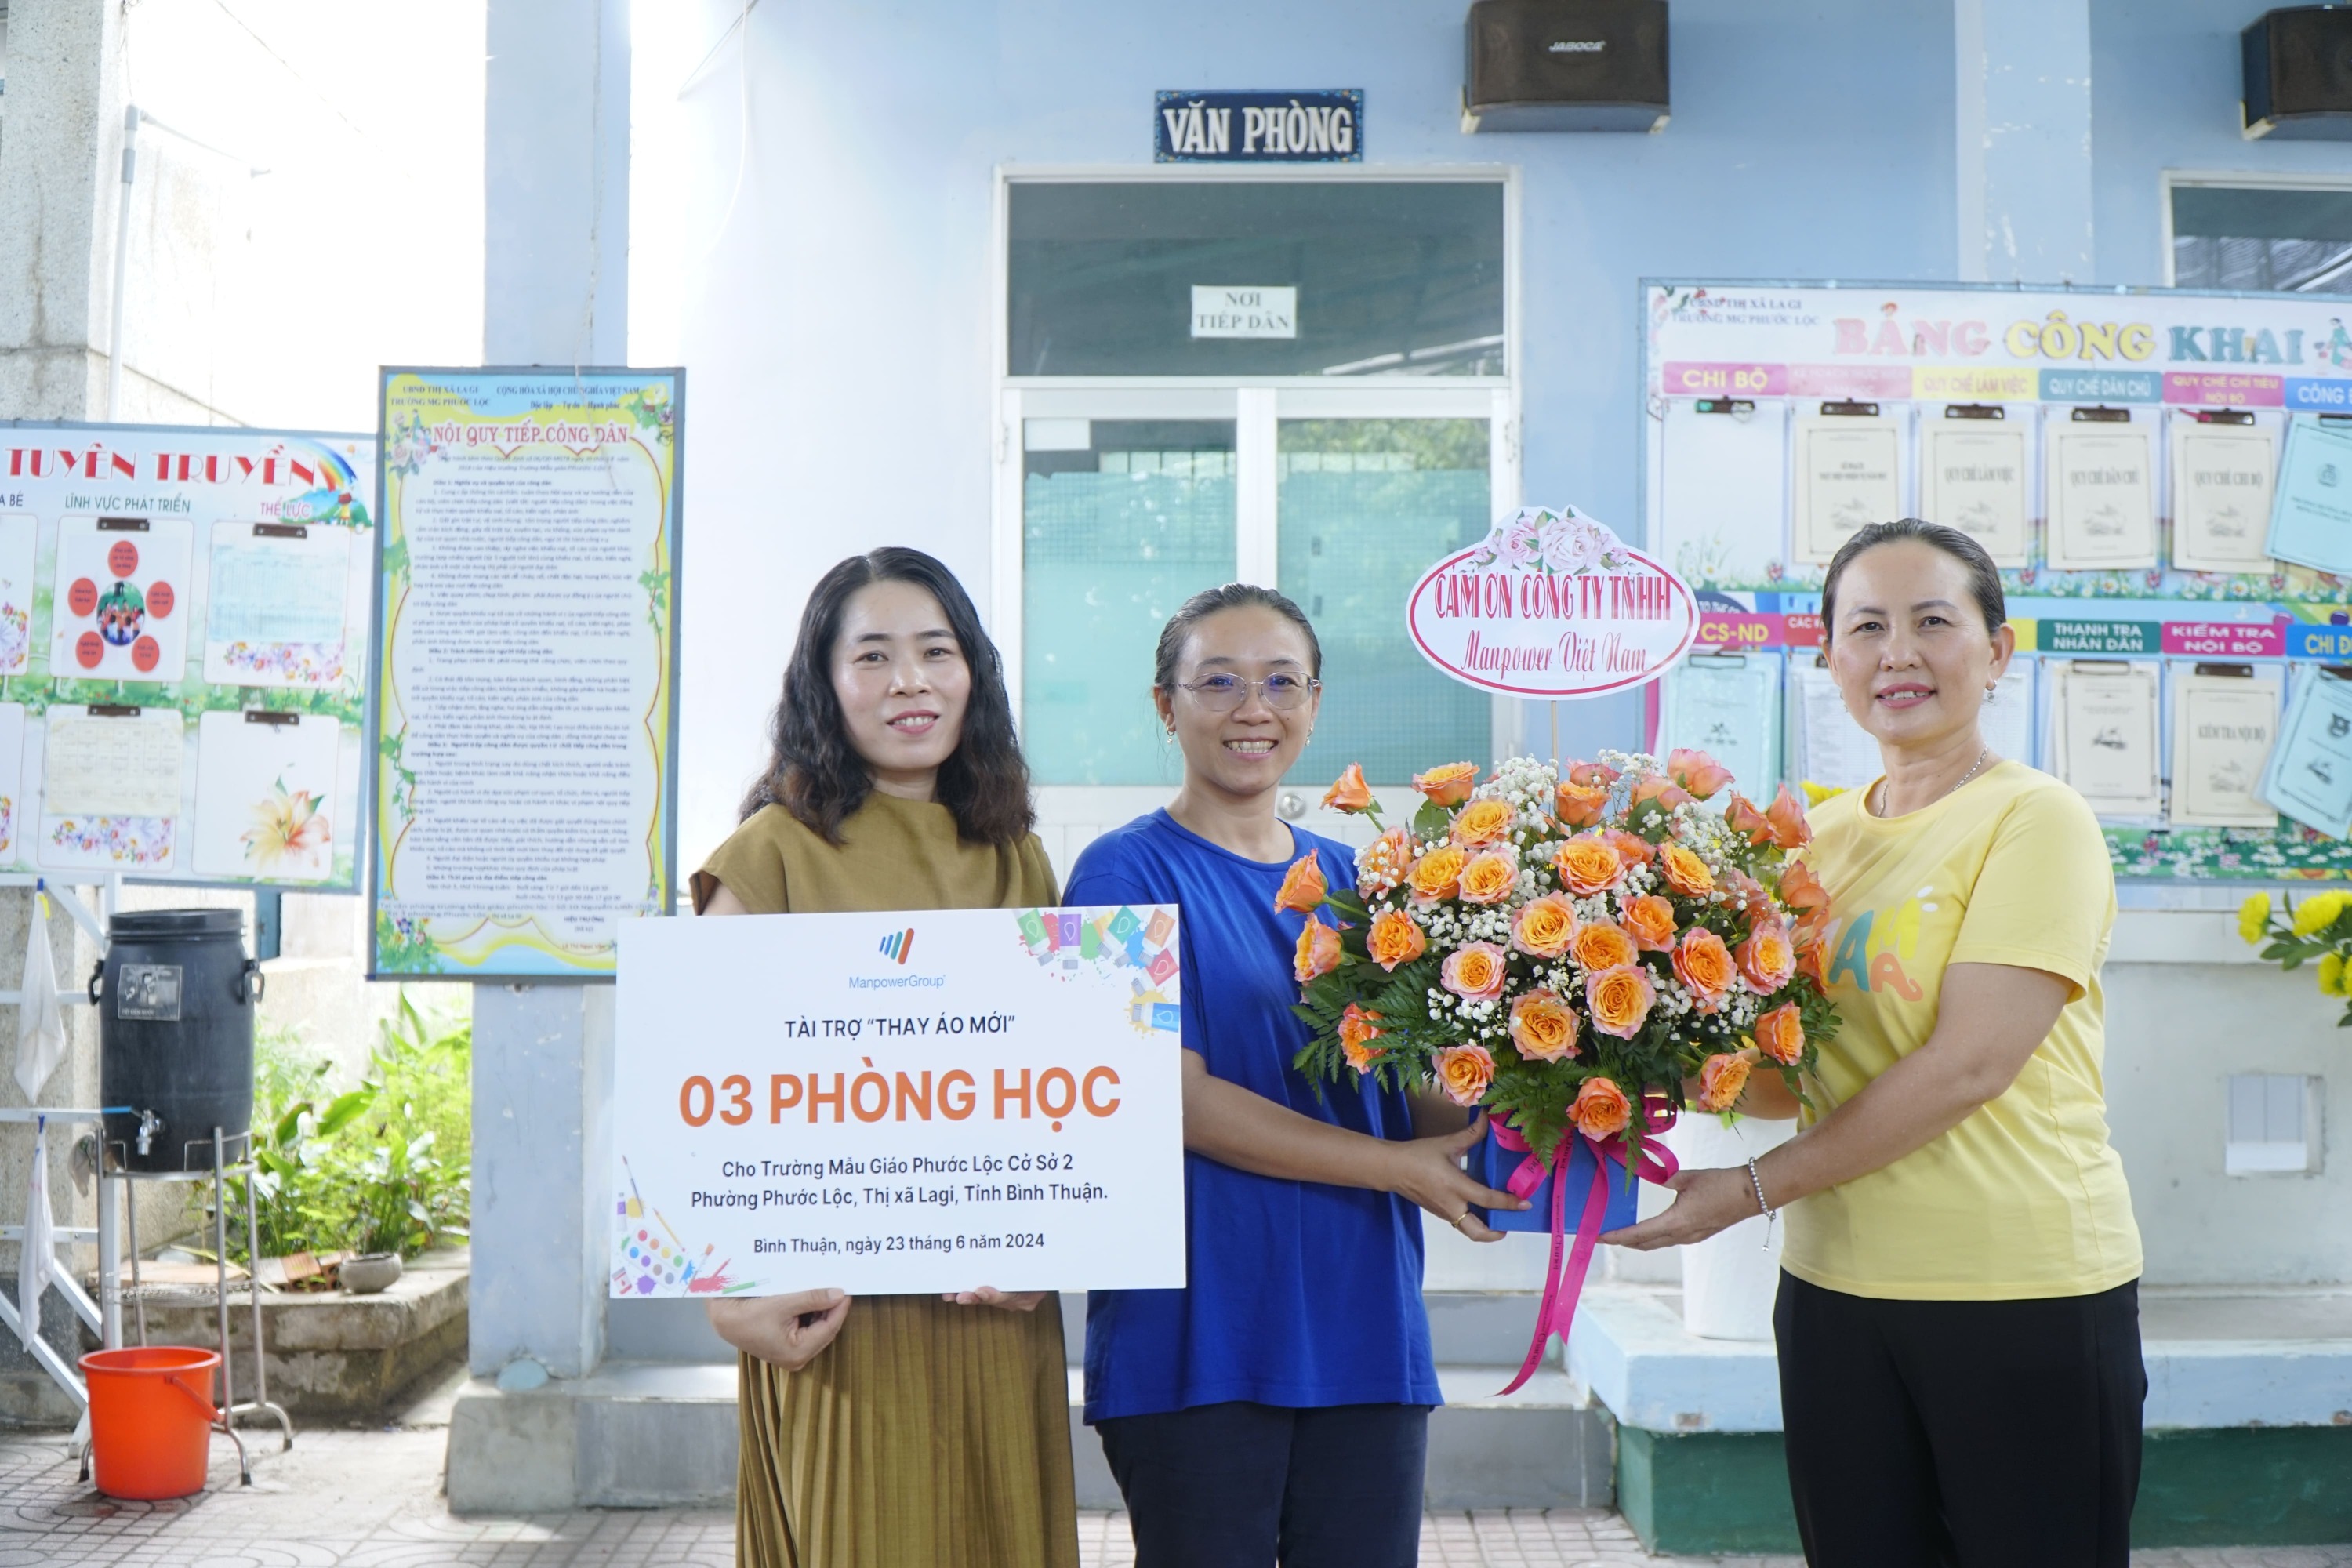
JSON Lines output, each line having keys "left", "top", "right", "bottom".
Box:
{"left": 370, "top": 368, "right": 684, "bottom": 979}
{"left": 50, "top": 516, "right": 192, "bottom": 681}
{"left": 611, "top": 907, "right": 1186, "bottom": 1296}
{"left": 0, "top": 422, "right": 374, "bottom": 887}
{"left": 202, "top": 521, "right": 356, "bottom": 688}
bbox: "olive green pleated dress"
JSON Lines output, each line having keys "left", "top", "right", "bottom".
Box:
{"left": 693, "top": 795, "right": 1078, "bottom": 1568}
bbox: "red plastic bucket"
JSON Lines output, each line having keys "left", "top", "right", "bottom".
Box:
{"left": 80, "top": 1346, "right": 220, "bottom": 1499}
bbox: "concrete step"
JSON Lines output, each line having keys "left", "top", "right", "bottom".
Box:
{"left": 1069, "top": 1365, "right": 1608, "bottom": 1509}
{"left": 1059, "top": 1290, "right": 1554, "bottom": 1368}
{"left": 447, "top": 1354, "right": 1611, "bottom": 1513}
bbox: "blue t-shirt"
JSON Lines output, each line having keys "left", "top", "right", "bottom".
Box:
{"left": 1065, "top": 809, "right": 1439, "bottom": 1422}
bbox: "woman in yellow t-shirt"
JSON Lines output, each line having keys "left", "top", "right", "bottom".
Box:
{"left": 1607, "top": 519, "right": 2143, "bottom": 1568}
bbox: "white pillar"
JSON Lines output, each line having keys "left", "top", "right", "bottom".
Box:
{"left": 485, "top": 0, "right": 632, "bottom": 366}
{"left": 0, "top": 0, "right": 130, "bottom": 417}
{"left": 470, "top": 0, "right": 631, "bottom": 1382}
{"left": 1954, "top": 0, "right": 2095, "bottom": 285}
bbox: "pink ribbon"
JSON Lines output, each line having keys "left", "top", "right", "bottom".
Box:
{"left": 1487, "top": 1102, "right": 1680, "bottom": 1396}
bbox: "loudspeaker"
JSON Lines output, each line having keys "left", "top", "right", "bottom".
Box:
{"left": 1463, "top": 0, "right": 1669, "bottom": 134}
{"left": 2243, "top": 6, "right": 2352, "bottom": 140}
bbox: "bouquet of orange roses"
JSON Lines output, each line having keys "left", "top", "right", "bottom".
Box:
{"left": 1278, "top": 748, "right": 1838, "bottom": 1386}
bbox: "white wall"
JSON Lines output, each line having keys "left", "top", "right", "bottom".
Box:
{"left": 2105, "top": 915, "right": 2350, "bottom": 1287}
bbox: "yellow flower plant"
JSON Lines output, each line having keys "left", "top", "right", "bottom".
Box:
{"left": 2239, "top": 890, "right": 2352, "bottom": 1019}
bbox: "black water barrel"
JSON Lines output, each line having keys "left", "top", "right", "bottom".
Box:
{"left": 97, "top": 910, "right": 263, "bottom": 1173}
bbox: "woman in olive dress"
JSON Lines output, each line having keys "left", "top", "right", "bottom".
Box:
{"left": 695, "top": 547, "right": 1074, "bottom": 1568}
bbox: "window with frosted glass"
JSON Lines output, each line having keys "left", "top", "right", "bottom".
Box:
{"left": 1023, "top": 420, "right": 1236, "bottom": 784}
{"left": 1008, "top": 182, "right": 1505, "bottom": 377}
{"left": 2172, "top": 184, "right": 2352, "bottom": 294}
{"left": 1278, "top": 419, "right": 1490, "bottom": 786}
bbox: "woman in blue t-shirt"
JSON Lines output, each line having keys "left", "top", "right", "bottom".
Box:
{"left": 1064, "top": 583, "right": 1523, "bottom": 1568}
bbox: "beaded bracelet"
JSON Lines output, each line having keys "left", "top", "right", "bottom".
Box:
{"left": 1745, "top": 1156, "right": 1777, "bottom": 1252}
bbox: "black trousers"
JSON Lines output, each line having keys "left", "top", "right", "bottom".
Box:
{"left": 1094, "top": 1400, "right": 1428, "bottom": 1568}
{"left": 1775, "top": 1272, "right": 2145, "bottom": 1568}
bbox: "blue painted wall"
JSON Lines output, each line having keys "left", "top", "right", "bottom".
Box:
{"left": 673, "top": 0, "right": 2351, "bottom": 858}
{"left": 2092, "top": 0, "right": 2352, "bottom": 288}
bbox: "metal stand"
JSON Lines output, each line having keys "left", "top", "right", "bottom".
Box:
{"left": 93, "top": 1128, "right": 292, "bottom": 1489}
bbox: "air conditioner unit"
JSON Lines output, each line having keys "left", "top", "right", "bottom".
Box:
{"left": 1462, "top": 0, "right": 1669, "bottom": 134}
{"left": 2243, "top": 5, "right": 2352, "bottom": 140}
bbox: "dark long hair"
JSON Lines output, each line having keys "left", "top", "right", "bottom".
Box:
{"left": 740, "top": 549, "right": 1034, "bottom": 846}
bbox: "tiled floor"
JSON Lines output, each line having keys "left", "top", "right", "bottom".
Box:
{"left": 0, "top": 1419, "right": 2343, "bottom": 1567}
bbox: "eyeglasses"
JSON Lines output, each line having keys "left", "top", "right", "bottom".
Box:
{"left": 1174, "top": 673, "right": 1322, "bottom": 712}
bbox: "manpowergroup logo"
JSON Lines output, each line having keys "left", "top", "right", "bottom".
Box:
{"left": 877, "top": 927, "right": 916, "bottom": 965}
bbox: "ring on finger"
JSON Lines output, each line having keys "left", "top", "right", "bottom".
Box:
{"left": 1450, "top": 1210, "right": 1477, "bottom": 1232}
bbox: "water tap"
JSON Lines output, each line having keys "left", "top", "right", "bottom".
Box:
{"left": 135, "top": 1109, "right": 162, "bottom": 1158}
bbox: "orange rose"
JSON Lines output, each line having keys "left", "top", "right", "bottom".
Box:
{"left": 1620, "top": 894, "right": 1677, "bottom": 952}
{"left": 1736, "top": 919, "right": 1796, "bottom": 993}
{"left": 1434, "top": 1043, "right": 1496, "bottom": 1107}
{"left": 1694, "top": 1051, "right": 1753, "bottom": 1113}
{"left": 1555, "top": 778, "right": 1609, "bottom": 828}
{"left": 1728, "top": 868, "right": 1775, "bottom": 918}
{"left": 1323, "top": 762, "right": 1374, "bottom": 813}
{"left": 1570, "top": 920, "right": 1637, "bottom": 975}
{"left": 1366, "top": 908, "right": 1428, "bottom": 971}
{"left": 1457, "top": 850, "right": 1518, "bottom": 906}
{"left": 1777, "top": 858, "right": 1829, "bottom": 914}
{"left": 1605, "top": 829, "right": 1657, "bottom": 868}
{"left": 1412, "top": 761, "right": 1478, "bottom": 806}
{"left": 1512, "top": 893, "right": 1577, "bottom": 959}
{"left": 1570, "top": 1075, "right": 1632, "bottom": 1139}
{"left": 1553, "top": 835, "right": 1625, "bottom": 896}
{"left": 1666, "top": 747, "right": 1734, "bottom": 801}
{"left": 1338, "top": 1003, "right": 1385, "bottom": 1073}
{"left": 1406, "top": 845, "right": 1468, "bottom": 902}
{"left": 1274, "top": 850, "right": 1327, "bottom": 913}
{"left": 1508, "top": 989, "right": 1581, "bottom": 1062}
{"left": 1632, "top": 773, "right": 1695, "bottom": 811}
{"left": 1797, "top": 931, "right": 1830, "bottom": 989}
{"left": 1584, "top": 964, "right": 1657, "bottom": 1039}
{"left": 1356, "top": 826, "right": 1413, "bottom": 898}
{"left": 1658, "top": 844, "right": 1716, "bottom": 897}
{"left": 1440, "top": 942, "right": 1508, "bottom": 1002}
{"left": 1726, "top": 792, "right": 1773, "bottom": 845}
{"left": 1566, "top": 759, "right": 1620, "bottom": 789}
{"left": 1451, "top": 797, "right": 1515, "bottom": 848}
{"left": 1294, "top": 916, "right": 1343, "bottom": 984}
{"left": 1671, "top": 927, "right": 1736, "bottom": 1011}
{"left": 1766, "top": 782, "right": 1813, "bottom": 850}
{"left": 1755, "top": 1001, "right": 1806, "bottom": 1065}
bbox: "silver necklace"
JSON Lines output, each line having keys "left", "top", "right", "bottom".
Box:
{"left": 1871, "top": 746, "right": 1990, "bottom": 818}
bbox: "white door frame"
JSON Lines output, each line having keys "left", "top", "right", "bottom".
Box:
{"left": 989, "top": 164, "right": 1523, "bottom": 751}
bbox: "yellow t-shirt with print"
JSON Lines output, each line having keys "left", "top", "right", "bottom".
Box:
{"left": 1783, "top": 760, "right": 2142, "bottom": 1301}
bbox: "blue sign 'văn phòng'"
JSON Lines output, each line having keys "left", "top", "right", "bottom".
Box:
{"left": 1154, "top": 90, "right": 1363, "bottom": 162}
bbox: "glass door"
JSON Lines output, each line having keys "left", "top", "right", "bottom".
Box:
{"left": 1277, "top": 415, "right": 1495, "bottom": 790}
